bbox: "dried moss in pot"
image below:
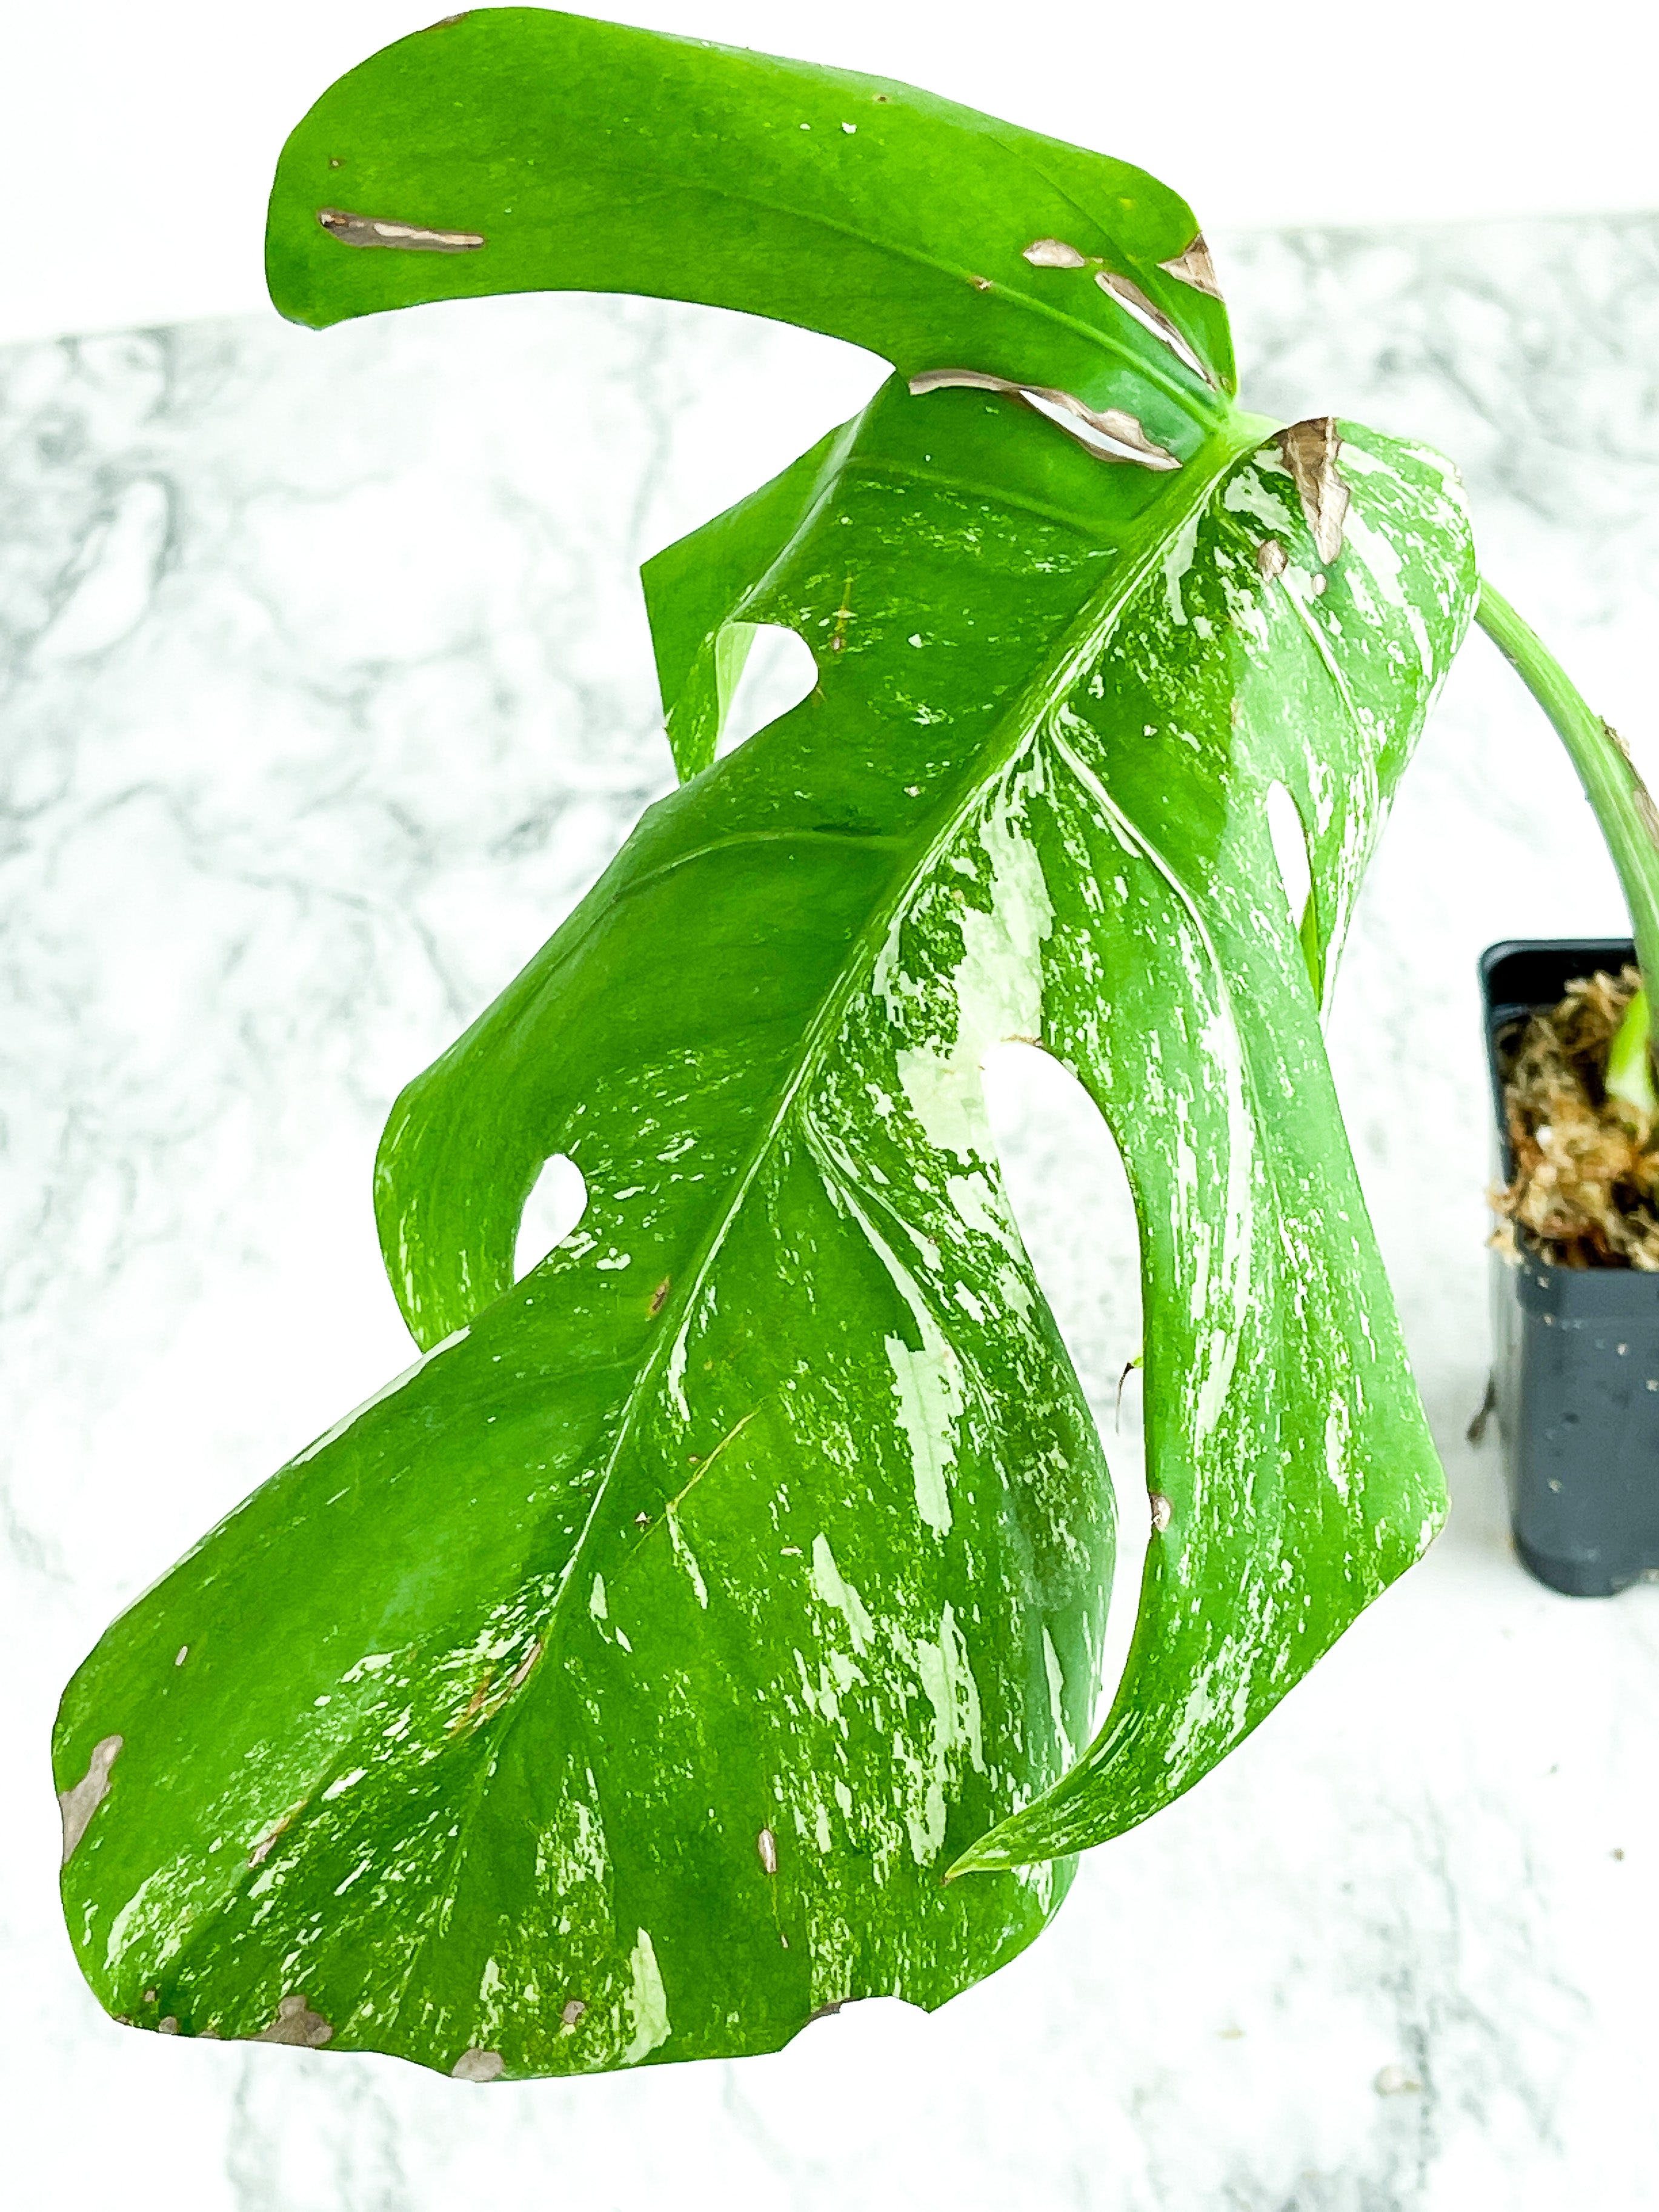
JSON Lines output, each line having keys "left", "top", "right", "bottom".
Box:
{"left": 1493, "top": 966, "right": 1659, "bottom": 1270}
{"left": 1482, "top": 943, "right": 1659, "bottom": 1596}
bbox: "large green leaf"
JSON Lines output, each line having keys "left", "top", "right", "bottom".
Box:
{"left": 264, "top": 5, "right": 1237, "bottom": 430}
{"left": 55, "top": 10, "right": 1476, "bottom": 2077}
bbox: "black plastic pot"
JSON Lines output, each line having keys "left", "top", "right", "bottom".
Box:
{"left": 1483, "top": 937, "right": 1659, "bottom": 1595}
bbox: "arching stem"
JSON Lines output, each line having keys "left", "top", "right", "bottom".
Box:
{"left": 1475, "top": 577, "right": 1659, "bottom": 1100}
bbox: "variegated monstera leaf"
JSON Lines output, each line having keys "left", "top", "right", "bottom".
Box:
{"left": 55, "top": 8, "right": 1476, "bottom": 2079}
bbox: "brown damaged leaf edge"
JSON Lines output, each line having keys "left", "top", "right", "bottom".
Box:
{"left": 317, "top": 208, "right": 485, "bottom": 253}
{"left": 1277, "top": 416, "right": 1351, "bottom": 565}
{"left": 451, "top": 2046, "right": 505, "bottom": 2081}
{"left": 906, "top": 368, "right": 1182, "bottom": 470}
{"left": 1157, "top": 233, "right": 1223, "bottom": 300}
{"left": 58, "top": 1732, "right": 121, "bottom": 1864}
{"left": 253, "top": 1992, "right": 334, "bottom": 2047}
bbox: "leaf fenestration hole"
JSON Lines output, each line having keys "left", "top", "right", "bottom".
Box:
{"left": 1265, "top": 779, "right": 1315, "bottom": 980}
{"left": 716, "top": 623, "right": 819, "bottom": 760}
{"left": 979, "top": 1041, "right": 1149, "bottom": 1735}
{"left": 514, "top": 1154, "right": 588, "bottom": 1281}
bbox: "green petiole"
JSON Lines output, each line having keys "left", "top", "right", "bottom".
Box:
{"left": 1476, "top": 578, "right": 1659, "bottom": 1089}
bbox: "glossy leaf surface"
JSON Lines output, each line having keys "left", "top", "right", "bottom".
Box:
{"left": 265, "top": 6, "right": 1237, "bottom": 442}
{"left": 56, "top": 9, "right": 1477, "bottom": 2077}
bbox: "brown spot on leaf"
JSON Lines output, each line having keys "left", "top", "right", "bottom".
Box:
{"left": 253, "top": 1993, "right": 333, "bottom": 2048}
{"left": 449, "top": 1673, "right": 495, "bottom": 1734}
{"left": 1022, "top": 237, "right": 1089, "bottom": 269}
{"left": 908, "top": 369, "right": 1181, "bottom": 472}
{"left": 508, "top": 1641, "right": 541, "bottom": 1693}
{"left": 1158, "top": 234, "right": 1223, "bottom": 300}
{"left": 157, "top": 2017, "right": 180, "bottom": 2035}
{"left": 248, "top": 1804, "right": 304, "bottom": 1867}
{"left": 560, "top": 1999, "right": 587, "bottom": 2027}
{"left": 756, "top": 1826, "right": 779, "bottom": 1875}
{"left": 1255, "top": 537, "right": 1288, "bottom": 581}
{"left": 1094, "top": 270, "right": 1218, "bottom": 387}
{"left": 1604, "top": 722, "right": 1659, "bottom": 848}
{"left": 649, "top": 1278, "right": 671, "bottom": 1315}
{"left": 451, "top": 2047, "right": 504, "bottom": 2082}
{"left": 807, "top": 2000, "right": 846, "bottom": 2023}
{"left": 317, "top": 208, "right": 485, "bottom": 254}
{"left": 1276, "top": 417, "right": 1349, "bottom": 564}
{"left": 829, "top": 582, "right": 856, "bottom": 657}
{"left": 1149, "top": 1492, "right": 1173, "bottom": 1533}
{"left": 968, "top": 274, "right": 993, "bottom": 291}
{"left": 59, "top": 1735, "right": 122, "bottom": 1865}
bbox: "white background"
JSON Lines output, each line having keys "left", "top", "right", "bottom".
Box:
{"left": 2, "top": 0, "right": 1658, "bottom": 345}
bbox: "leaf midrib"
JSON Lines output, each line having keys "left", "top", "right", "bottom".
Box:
{"left": 490, "top": 418, "right": 1274, "bottom": 1721}
{"left": 188, "top": 417, "right": 1272, "bottom": 2031}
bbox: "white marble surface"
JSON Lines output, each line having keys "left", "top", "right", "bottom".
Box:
{"left": 8, "top": 218, "right": 1659, "bottom": 2207}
